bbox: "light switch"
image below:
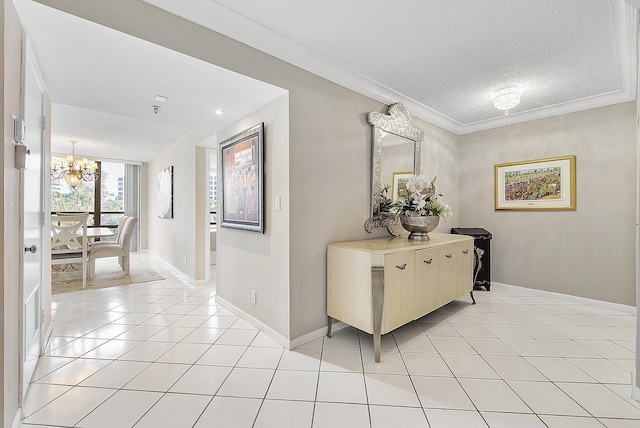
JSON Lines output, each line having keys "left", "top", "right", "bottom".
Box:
{"left": 275, "top": 196, "right": 281, "bottom": 211}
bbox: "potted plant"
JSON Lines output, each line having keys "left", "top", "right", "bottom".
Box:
{"left": 392, "top": 175, "right": 451, "bottom": 240}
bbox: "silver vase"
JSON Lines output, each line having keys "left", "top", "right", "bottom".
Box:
{"left": 400, "top": 215, "right": 440, "bottom": 240}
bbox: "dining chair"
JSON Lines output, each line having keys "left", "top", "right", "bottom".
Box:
{"left": 91, "top": 215, "right": 129, "bottom": 248}
{"left": 51, "top": 214, "right": 89, "bottom": 289}
{"left": 88, "top": 217, "right": 138, "bottom": 279}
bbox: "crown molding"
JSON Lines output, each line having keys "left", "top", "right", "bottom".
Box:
{"left": 143, "top": 0, "right": 637, "bottom": 135}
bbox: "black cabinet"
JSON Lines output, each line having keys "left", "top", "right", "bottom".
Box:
{"left": 451, "top": 228, "right": 492, "bottom": 291}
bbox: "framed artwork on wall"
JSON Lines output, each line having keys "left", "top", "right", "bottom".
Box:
{"left": 495, "top": 155, "right": 576, "bottom": 210}
{"left": 392, "top": 171, "right": 413, "bottom": 201}
{"left": 157, "top": 166, "right": 174, "bottom": 219}
{"left": 219, "top": 122, "right": 265, "bottom": 233}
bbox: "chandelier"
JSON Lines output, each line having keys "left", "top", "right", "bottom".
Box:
{"left": 493, "top": 87, "right": 523, "bottom": 115}
{"left": 50, "top": 141, "right": 99, "bottom": 188}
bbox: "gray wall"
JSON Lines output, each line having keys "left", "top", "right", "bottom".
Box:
{"left": 459, "top": 102, "right": 637, "bottom": 305}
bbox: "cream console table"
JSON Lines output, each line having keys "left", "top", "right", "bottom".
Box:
{"left": 327, "top": 233, "right": 475, "bottom": 362}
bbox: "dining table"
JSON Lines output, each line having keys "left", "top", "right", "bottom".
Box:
{"left": 77, "top": 227, "right": 115, "bottom": 241}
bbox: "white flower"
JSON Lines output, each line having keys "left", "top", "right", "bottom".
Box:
{"left": 393, "top": 174, "right": 451, "bottom": 220}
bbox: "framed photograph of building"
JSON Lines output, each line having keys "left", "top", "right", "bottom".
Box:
{"left": 219, "top": 122, "right": 264, "bottom": 233}
{"left": 495, "top": 155, "right": 576, "bottom": 210}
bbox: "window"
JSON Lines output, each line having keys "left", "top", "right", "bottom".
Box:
{"left": 51, "top": 176, "right": 96, "bottom": 225}
{"left": 100, "top": 162, "right": 125, "bottom": 226}
{"left": 52, "top": 161, "right": 126, "bottom": 230}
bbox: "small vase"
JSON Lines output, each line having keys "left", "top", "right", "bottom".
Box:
{"left": 400, "top": 215, "right": 440, "bottom": 240}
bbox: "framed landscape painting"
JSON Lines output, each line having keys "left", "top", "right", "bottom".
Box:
{"left": 495, "top": 155, "right": 576, "bottom": 210}
{"left": 392, "top": 171, "right": 413, "bottom": 201}
{"left": 219, "top": 122, "right": 264, "bottom": 233}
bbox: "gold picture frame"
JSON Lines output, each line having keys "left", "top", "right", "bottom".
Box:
{"left": 494, "top": 155, "right": 576, "bottom": 210}
{"left": 392, "top": 171, "right": 413, "bottom": 201}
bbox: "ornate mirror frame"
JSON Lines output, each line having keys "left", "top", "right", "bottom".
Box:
{"left": 365, "top": 103, "right": 424, "bottom": 235}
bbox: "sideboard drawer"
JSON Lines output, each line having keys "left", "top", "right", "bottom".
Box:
{"left": 414, "top": 247, "right": 439, "bottom": 319}
{"left": 383, "top": 252, "right": 415, "bottom": 333}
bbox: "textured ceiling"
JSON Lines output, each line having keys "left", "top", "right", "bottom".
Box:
{"left": 50, "top": 105, "right": 189, "bottom": 163}
{"left": 15, "top": 0, "right": 286, "bottom": 162}
{"left": 14, "top": 0, "right": 639, "bottom": 164}
{"left": 145, "top": 0, "right": 637, "bottom": 134}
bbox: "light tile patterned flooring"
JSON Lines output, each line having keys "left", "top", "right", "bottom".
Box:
{"left": 22, "top": 252, "right": 640, "bottom": 427}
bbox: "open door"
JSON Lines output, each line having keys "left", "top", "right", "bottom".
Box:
{"left": 19, "top": 37, "right": 45, "bottom": 403}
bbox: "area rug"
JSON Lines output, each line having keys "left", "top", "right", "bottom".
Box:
{"left": 52, "top": 257, "right": 164, "bottom": 294}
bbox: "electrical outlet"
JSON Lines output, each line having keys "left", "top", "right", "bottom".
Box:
{"left": 184, "top": 256, "right": 187, "bottom": 266}
{"left": 251, "top": 290, "right": 257, "bottom": 304}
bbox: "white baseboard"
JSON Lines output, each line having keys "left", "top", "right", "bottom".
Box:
{"left": 43, "top": 323, "right": 54, "bottom": 351}
{"left": 144, "top": 249, "right": 196, "bottom": 285}
{"left": 215, "top": 295, "right": 290, "bottom": 349}
{"left": 633, "top": 373, "right": 640, "bottom": 402}
{"left": 491, "top": 282, "right": 636, "bottom": 315}
{"left": 290, "top": 320, "right": 349, "bottom": 350}
{"left": 12, "top": 410, "right": 21, "bottom": 428}
{"left": 214, "top": 295, "right": 348, "bottom": 350}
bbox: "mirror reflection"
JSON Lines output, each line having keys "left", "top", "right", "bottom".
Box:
{"left": 380, "top": 132, "right": 415, "bottom": 203}
{"left": 366, "top": 103, "right": 424, "bottom": 235}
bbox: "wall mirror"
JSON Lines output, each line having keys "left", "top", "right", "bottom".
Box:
{"left": 365, "top": 103, "right": 424, "bottom": 235}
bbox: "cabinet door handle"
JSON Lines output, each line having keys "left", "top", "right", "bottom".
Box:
{"left": 396, "top": 263, "right": 407, "bottom": 270}
{"left": 445, "top": 254, "right": 453, "bottom": 259}
{"left": 423, "top": 258, "right": 433, "bottom": 264}
{"left": 462, "top": 250, "right": 469, "bottom": 254}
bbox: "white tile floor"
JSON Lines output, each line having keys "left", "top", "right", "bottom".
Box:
{"left": 22, "top": 252, "right": 640, "bottom": 427}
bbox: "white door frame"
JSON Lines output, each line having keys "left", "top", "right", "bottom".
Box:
{"left": 18, "top": 34, "right": 46, "bottom": 407}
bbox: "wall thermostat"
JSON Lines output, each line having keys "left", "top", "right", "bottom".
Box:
{"left": 14, "top": 117, "right": 25, "bottom": 144}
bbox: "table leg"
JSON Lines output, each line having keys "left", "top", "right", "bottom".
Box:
{"left": 371, "top": 266, "right": 385, "bottom": 363}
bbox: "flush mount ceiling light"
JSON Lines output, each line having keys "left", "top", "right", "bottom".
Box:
{"left": 492, "top": 87, "right": 523, "bottom": 115}
{"left": 215, "top": 109, "right": 224, "bottom": 115}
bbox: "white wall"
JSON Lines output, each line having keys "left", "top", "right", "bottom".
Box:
{"left": 147, "top": 129, "right": 214, "bottom": 280}
{"left": 459, "top": 102, "right": 637, "bottom": 305}
{"left": 195, "top": 146, "right": 208, "bottom": 282}
{"left": 216, "top": 94, "right": 290, "bottom": 338}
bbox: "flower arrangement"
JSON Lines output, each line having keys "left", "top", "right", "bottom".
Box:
{"left": 377, "top": 183, "right": 394, "bottom": 213}
{"left": 392, "top": 174, "right": 452, "bottom": 220}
